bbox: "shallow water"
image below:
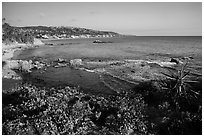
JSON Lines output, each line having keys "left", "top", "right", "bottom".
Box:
{"left": 19, "top": 66, "right": 135, "bottom": 95}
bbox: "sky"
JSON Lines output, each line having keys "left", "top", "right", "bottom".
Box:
{"left": 2, "top": 2, "right": 202, "bottom": 36}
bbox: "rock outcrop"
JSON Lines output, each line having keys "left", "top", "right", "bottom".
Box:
{"left": 33, "top": 38, "right": 44, "bottom": 45}
{"left": 70, "top": 59, "right": 83, "bottom": 67}
{"left": 3, "top": 59, "right": 47, "bottom": 80}
{"left": 57, "top": 58, "right": 67, "bottom": 63}
{"left": 170, "top": 58, "right": 180, "bottom": 64}
{"left": 5, "top": 60, "right": 33, "bottom": 72}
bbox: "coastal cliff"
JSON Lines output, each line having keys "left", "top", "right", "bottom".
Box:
{"left": 3, "top": 23, "right": 121, "bottom": 43}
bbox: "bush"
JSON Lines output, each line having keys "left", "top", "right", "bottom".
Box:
{"left": 160, "top": 60, "right": 201, "bottom": 111}
{"left": 2, "top": 84, "right": 149, "bottom": 135}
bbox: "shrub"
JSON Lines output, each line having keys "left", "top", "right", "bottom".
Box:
{"left": 2, "top": 84, "right": 149, "bottom": 135}
{"left": 160, "top": 60, "right": 201, "bottom": 110}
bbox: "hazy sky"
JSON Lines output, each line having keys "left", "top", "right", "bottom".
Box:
{"left": 2, "top": 2, "right": 202, "bottom": 36}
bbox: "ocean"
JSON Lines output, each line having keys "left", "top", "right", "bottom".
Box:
{"left": 15, "top": 36, "right": 201, "bottom": 60}
{"left": 15, "top": 36, "right": 202, "bottom": 70}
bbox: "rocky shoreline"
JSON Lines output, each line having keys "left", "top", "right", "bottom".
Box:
{"left": 3, "top": 38, "right": 198, "bottom": 90}
{"left": 2, "top": 41, "right": 193, "bottom": 87}
{"left": 2, "top": 39, "right": 44, "bottom": 79}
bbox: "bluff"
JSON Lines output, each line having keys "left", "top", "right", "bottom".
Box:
{"left": 2, "top": 23, "right": 121, "bottom": 44}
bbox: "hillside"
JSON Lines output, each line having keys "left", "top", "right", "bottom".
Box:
{"left": 2, "top": 23, "right": 121, "bottom": 44}
{"left": 20, "top": 26, "right": 120, "bottom": 39}
{"left": 2, "top": 23, "right": 34, "bottom": 44}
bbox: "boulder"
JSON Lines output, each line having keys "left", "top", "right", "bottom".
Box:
{"left": 70, "top": 59, "right": 83, "bottom": 67}
{"left": 57, "top": 58, "right": 66, "bottom": 63}
{"left": 33, "top": 61, "right": 45, "bottom": 69}
{"left": 20, "top": 60, "right": 33, "bottom": 72}
{"left": 54, "top": 63, "right": 67, "bottom": 68}
{"left": 6, "top": 60, "right": 21, "bottom": 69}
{"left": 182, "top": 56, "right": 193, "bottom": 60}
{"left": 93, "top": 40, "right": 103, "bottom": 43}
{"left": 33, "top": 38, "right": 44, "bottom": 45}
{"left": 6, "top": 60, "right": 33, "bottom": 72}
{"left": 170, "top": 58, "right": 180, "bottom": 64}
{"left": 93, "top": 40, "right": 112, "bottom": 44}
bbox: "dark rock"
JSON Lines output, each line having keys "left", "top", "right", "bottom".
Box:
{"left": 170, "top": 58, "right": 179, "bottom": 64}
{"left": 93, "top": 40, "right": 112, "bottom": 44}
{"left": 93, "top": 40, "right": 103, "bottom": 43}
{"left": 131, "top": 70, "right": 135, "bottom": 73}
{"left": 33, "top": 61, "right": 45, "bottom": 69}
{"left": 57, "top": 58, "right": 66, "bottom": 63}
{"left": 182, "top": 56, "right": 194, "bottom": 60}
{"left": 189, "top": 56, "right": 193, "bottom": 59}
{"left": 46, "top": 43, "right": 53, "bottom": 45}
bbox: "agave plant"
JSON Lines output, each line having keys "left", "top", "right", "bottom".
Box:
{"left": 160, "top": 59, "right": 200, "bottom": 110}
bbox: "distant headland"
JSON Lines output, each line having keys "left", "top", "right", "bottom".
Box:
{"left": 2, "top": 23, "right": 123, "bottom": 44}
